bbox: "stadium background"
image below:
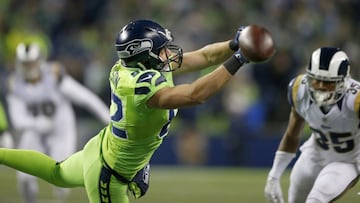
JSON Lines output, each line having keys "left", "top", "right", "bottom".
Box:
{"left": 0, "top": 0, "right": 360, "bottom": 202}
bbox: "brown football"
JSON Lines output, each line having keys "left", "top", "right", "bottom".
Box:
{"left": 238, "top": 25, "right": 276, "bottom": 63}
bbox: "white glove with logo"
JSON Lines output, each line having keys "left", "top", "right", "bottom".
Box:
{"left": 264, "top": 176, "right": 284, "bottom": 203}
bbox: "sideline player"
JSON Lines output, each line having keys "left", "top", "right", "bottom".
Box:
{"left": 0, "top": 19, "right": 271, "bottom": 202}
{"left": 265, "top": 47, "right": 360, "bottom": 203}
{"left": 6, "top": 42, "right": 110, "bottom": 203}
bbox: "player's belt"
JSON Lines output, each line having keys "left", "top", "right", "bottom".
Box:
{"left": 102, "top": 159, "right": 131, "bottom": 184}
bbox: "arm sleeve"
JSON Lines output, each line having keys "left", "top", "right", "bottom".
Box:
{"left": 268, "top": 151, "right": 296, "bottom": 179}
{"left": 59, "top": 75, "right": 110, "bottom": 124}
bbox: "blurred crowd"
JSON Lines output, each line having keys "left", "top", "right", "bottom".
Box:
{"left": 1, "top": 0, "right": 360, "bottom": 165}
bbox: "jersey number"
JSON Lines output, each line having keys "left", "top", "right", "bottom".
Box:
{"left": 27, "top": 101, "right": 56, "bottom": 117}
{"left": 312, "top": 128, "right": 354, "bottom": 153}
{"left": 110, "top": 92, "right": 175, "bottom": 139}
{"left": 346, "top": 82, "right": 360, "bottom": 95}
{"left": 110, "top": 92, "right": 128, "bottom": 139}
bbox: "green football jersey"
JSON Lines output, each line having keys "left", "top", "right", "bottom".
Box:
{"left": 102, "top": 62, "right": 177, "bottom": 180}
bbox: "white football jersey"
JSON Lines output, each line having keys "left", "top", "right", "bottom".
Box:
{"left": 6, "top": 61, "right": 110, "bottom": 160}
{"left": 8, "top": 62, "right": 72, "bottom": 134}
{"left": 288, "top": 74, "right": 360, "bottom": 163}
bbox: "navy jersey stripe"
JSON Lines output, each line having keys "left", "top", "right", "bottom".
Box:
{"left": 137, "top": 72, "right": 156, "bottom": 84}
{"left": 155, "top": 74, "right": 166, "bottom": 86}
{"left": 112, "top": 125, "right": 127, "bottom": 139}
{"left": 135, "top": 87, "right": 150, "bottom": 94}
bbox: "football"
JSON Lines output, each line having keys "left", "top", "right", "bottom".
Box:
{"left": 238, "top": 25, "right": 276, "bottom": 63}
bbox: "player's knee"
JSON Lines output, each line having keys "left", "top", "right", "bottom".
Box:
{"left": 305, "top": 197, "right": 323, "bottom": 203}
{"left": 307, "top": 189, "right": 334, "bottom": 203}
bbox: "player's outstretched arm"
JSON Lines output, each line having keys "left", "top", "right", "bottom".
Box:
{"left": 175, "top": 40, "right": 235, "bottom": 75}
{"left": 148, "top": 50, "right": 249, "bottom": 109}
{"left": 173, "top": 26, "right": 245, "bottom": 75}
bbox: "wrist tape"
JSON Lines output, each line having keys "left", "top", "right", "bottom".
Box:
{"left": 223, "top": 55, "right": 244, "bottom": 75}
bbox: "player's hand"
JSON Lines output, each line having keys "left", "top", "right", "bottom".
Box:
{"left": 264, "top": 176, "right": 285, "bottom": 203}
{"left": 229, "top": 26, "right": 248, "bottom": 51}
{"left": 0, "top": 131, "right": 14, "bottom": 148}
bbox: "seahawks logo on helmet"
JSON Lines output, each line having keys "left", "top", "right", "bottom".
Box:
{"left": 116, "top": 39, "right": 153, "bottom": 59}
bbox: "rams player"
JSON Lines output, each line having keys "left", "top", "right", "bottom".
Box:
{"left": 6, "top": 42, "right": 110, "bottom": 203}
{"left": 265, "top": 47, "right": 360, "bottom": 203}
{"left": 0, "top": 19, "right": 255, "bottom": 203}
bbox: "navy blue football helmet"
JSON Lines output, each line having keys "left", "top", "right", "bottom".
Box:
{"left": 115, "top": 20, "right": 183, "bottom": 71}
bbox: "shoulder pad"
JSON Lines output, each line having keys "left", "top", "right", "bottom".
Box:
{"left": 348, "top": 80, "right": 360, "bottom": 118}
{"left": 136, "top": 70, "right": 167, "bottom": 86}
{"left": 287, "top": 74, "right": 304, "bottom": 108}
{"left": 134, "top": 70, "right": 169, "bottom": 96}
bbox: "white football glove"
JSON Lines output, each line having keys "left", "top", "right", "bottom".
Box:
{"left": 264, "top": 177, "right": 284, "bottom": 203}
{"left": 0, "top": 131, "right": 14, "bottom": 148}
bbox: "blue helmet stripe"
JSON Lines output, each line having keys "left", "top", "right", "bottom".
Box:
{"left": 307, "top": 57, "right": 312, "bottom": 71}
{"left": 319, "top": 47, "right": 339, "bottom": 70}
{"left": 338, "top": 60, "right": 349, "bottom": 77}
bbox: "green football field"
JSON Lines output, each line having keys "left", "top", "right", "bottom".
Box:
{"left": 0, "top": 166, "right": 358, "bottom": 203}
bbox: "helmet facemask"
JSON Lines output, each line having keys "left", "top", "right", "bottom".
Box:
{"left": 156, "top": 43, "right": 183, "bottom": 72}
{"left": 306, "top": 72, "right": 347, "bottom": 106}
{"left": 306, "top": 47, "right": 350, "bottom": 106}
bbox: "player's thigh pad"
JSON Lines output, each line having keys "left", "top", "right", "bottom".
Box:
{"left": 289, "top": 151, "right": 323, "bottom": 203}
{"left": 82, "top": 135, "right": 129, "bottom": 203}
{"left": 307, "top": 162, "right": 358, "bottom": 203}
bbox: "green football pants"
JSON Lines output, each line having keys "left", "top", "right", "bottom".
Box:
{"left": 0, "top": 130, "right": 129, "bottom": 203}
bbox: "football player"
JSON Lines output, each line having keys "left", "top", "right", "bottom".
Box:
{"left": 265, "top": 47, "right": 360, "bottom": 203}
{"left": 6, "top": 42, "right": 110, "bottom": 203}
{"left": 0, "top": 19, "right": 262, "bottom": 202}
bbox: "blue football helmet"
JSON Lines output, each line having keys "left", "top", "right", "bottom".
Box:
{"left": 115, "top": 19, "right": 183, "bottom": 71}
{"left": 306, "top": 47, "right": 350, "bottom": 106}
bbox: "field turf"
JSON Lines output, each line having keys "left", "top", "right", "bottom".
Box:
{"left": 0, "top": 166, "right": 358, "bottom": 202}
